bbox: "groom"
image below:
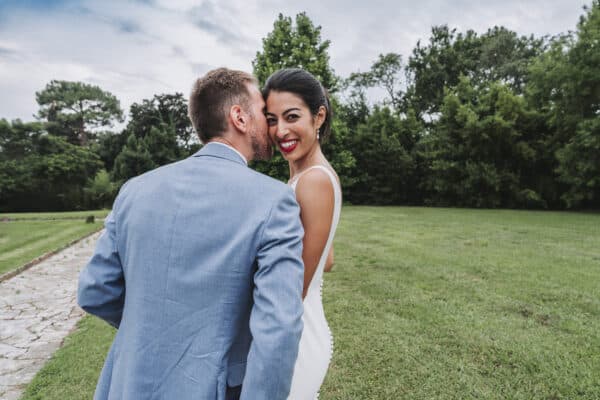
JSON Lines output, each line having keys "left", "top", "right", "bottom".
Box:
{"left": 78, "top": 68, "right": 305, "bottom": 400}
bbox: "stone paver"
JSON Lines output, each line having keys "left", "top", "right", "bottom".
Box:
{"left": 0, "top": 231, "right": 102, "bottom": 400}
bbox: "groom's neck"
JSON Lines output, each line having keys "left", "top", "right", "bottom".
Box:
{"left": 208, "top": 136, "right": 252, "bottom": 163}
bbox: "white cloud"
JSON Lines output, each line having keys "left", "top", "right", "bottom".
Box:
{"left": 0, "top": 0, "right": 589, "bottom": 124}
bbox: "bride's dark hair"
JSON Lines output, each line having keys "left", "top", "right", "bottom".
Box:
{"left": 262, "top": 68, "right": 332, "bottom": 142}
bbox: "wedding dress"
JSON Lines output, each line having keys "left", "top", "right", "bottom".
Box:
{"left": 287, "top": 165, "right": 342, "bottom": 400}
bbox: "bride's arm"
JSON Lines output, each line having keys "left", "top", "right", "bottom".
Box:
{"left": 295, "top": 170, "right": 335, "bottom": 298}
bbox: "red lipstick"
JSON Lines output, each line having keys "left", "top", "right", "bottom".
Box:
{"left": 279, "top": 140, "right": 298, "bottom": 154}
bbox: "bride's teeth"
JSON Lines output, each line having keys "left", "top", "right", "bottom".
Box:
{"left": 281, "top": 140, "right": 297, "bottom": 149}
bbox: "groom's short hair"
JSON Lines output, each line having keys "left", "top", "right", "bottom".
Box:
{"left": 189, "top": 68, "right": 258, "bottom": 143}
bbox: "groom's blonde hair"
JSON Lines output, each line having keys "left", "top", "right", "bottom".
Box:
{"left": 188, "top": 68, "right": 257, "bottom": 143}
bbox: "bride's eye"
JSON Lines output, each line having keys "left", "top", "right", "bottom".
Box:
{"left": 266, "top": 117, "right": 277, "bottom": 126}
{"left": 286, "top": 114, "right": 299, "bottom": 122}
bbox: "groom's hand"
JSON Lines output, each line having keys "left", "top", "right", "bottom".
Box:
{"left": 242, "top": 187, "right": 304, "bottom": 399}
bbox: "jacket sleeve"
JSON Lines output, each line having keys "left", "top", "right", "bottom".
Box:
{"left": 241, "top": 187, "right": 305, "bottom": 400}
{"left": 77, "top": 208, "right": 125, "bottom": 328}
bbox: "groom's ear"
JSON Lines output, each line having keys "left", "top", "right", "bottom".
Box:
{"left": 229, "top": 105, "right": 248, "bottom": 132}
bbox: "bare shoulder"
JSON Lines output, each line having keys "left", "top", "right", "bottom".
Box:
{"left": 295, "top": 168, "right": 335, "bottom": 204}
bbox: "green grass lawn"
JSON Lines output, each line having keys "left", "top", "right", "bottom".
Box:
{"left": 0, "top": 210, "right": 110, "bottom": 220}
{"left": 0, "top": 211, "right": 107, "bottom": 275}
{"left": 20, "top": 207, "right": 600, "bottom": 399}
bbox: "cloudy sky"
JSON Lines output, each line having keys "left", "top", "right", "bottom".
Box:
{"left": 0, "top": 0, "right": 589, "bottom": 125}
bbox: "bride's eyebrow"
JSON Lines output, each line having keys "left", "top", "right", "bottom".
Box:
{"left": 283, "top": 108, "right": 301, "bottom": 115}
{"left": 265, "top": 108, "right": 301, "bottom": 117}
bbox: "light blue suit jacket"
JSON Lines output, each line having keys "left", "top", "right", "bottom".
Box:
{"left": 78, "top": 143, "right": 305, "bottom": 400}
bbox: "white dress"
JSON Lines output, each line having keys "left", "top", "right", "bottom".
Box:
{"left": 287, "top": 165, "right": 342, "bottom": 400}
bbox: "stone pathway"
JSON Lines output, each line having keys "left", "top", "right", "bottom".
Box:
{"left": 0, "top": 231, "right": 102, "bottom": 400}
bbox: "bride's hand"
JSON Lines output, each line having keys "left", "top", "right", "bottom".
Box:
{"left": 324, "top": 247, "right": 334, "bottom": 272}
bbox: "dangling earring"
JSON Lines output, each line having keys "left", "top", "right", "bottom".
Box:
{"left": 316, "top": 128, "right": 320, "bottom": 140}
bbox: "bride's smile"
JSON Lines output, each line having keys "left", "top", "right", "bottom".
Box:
{"left": 265, "top": 90, "right": 325, "bottom": 166}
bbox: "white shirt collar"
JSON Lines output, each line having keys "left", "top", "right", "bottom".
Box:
{"left": 208, "top": 142, "right": 248, "bottom": 165}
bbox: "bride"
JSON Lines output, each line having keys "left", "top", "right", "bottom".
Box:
{"left": 263, "top": 68, "right": 342, "bottom": 399}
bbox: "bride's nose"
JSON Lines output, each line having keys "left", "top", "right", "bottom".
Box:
{"left": 275, "top": 124, "right": 289, "bottom": 139}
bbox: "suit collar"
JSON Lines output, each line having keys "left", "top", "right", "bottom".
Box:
{"left": 193, "top": 142, "right": 248, "bottom": 166}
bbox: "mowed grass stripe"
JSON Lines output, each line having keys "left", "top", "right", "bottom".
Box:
{"left": 0, "top": 224, "right": 84, "bottom": 260}
{"left": 0, "top": 219, "right": 103, "bottom": 275}
{"left": 0, "top": 210, "right": 109, "bottom": 220}
{"left": 19, "top": 207, "right": 600, "bottom": 400}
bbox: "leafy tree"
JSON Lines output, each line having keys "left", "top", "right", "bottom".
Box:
{"left": 112, "top": 134, "right": 156, "bottom": 183}
{"left": 0, "top": 120, "right": 42, "bottom": 209}
{"left": 143, "top": 125, "right": 180, "bottom": 166}
{"left": 93, "top": 131, "right": 128, "bottom": 173}
{"left": 524, "top": 30, "right": 590, "bottom": 208}
{"left": 322, "top": 98, "right": 358, "bottom": 191}
{"left": 477, "top": 26, "right": 545, "bottom": 91}
{"left": 36, "top": 80, "right": 123, "bottom": 145}
{"left": 338, "top": 80, "right": 371, "bottom": 130}
{"left": 406, "top": 25, "right": 468, "bottom": 118}
{"left": 107, "top": 93, "right": 199, "bottom": 184}
{"left": 34, "top": 135, "right": 102, "bottom": 204}
{"left": 0, "top": 159, "right": 33, "bottom": 210}
{"left": 546, "top": 1, "right": 600, "bottom": 207}
{"left": 345, "top": 106, "right": 418, "bottom": 204}
{"left": 406, "top": 26, "right": 544, "bottom": 119}
{"left": 0, "top": 123, "right": 102, "bottom": 211}
{"left": 84, "top": 169, "right": 116, "bottom": 209}
{"left": 0, "top": 119, "right": 45, "bottom": 161}
{"left": 346, "top": 53, "right": 405, "bottom": 111}
{"left": 420, "top": 77, "right": 545, "bottom": 208}
{"left": 557, "top": 118, "right": 600, "bottom": 207}
{"left": 126, "top": 93, "right": 196, "bottom": 154}
{"left": 253, "top": 12, "right": 337, "bottom": 90}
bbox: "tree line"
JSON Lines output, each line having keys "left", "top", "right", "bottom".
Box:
{"left": 1, "top": 1, "right": 598, "bottom": 211}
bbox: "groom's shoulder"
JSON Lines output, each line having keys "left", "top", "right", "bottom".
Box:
{"left": 113, "top": 159, "right": 186, "bottom": 197}
{"left": 244, "top": 167, "right": 291, "bottom": 195}
{"left": 122, "top": 158, "right": 184, "bottom": 184}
